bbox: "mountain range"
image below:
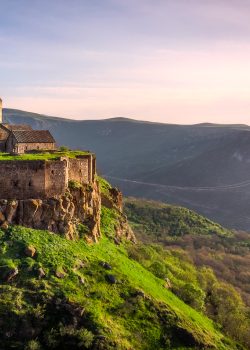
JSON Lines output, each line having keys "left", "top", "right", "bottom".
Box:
{"left": 3, "top": 108, "right": 250, "bottom": 231}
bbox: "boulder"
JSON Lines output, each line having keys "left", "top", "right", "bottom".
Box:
{"left": 105, "top": 274, "right": 116, "bottom": 284}
{"left": 0, "top": 211, "right": 5, "bottom": 223}
{"left": 55, "top": 269, "right": 66, "bottom": 279}
{"left": 25, "top": 245, "right": 36, "bottom": 258}
{"left": 37, "top": 267, "right": 46, "bottom": 279}
{"left": 100, "top": 261, "right": 112, "bottom": 270}
{"left": 6, "top": 267, "right": 19, "bottom": 282}
{"left": 1, "top": 221, "right": 9, "bottom": 230}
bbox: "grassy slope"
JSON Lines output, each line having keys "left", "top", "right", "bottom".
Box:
{"left": 124, "top": 197, "right": 232, "bottom": 240}
{"left": 0, "top": 221, "right": 237, "bottom": 349}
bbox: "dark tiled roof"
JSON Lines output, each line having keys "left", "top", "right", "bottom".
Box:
{"left": 2, "top": 124, "right": 33, "bottom": 131}
{"left": 12, "top": 130, "right": 55, "bottom": 144}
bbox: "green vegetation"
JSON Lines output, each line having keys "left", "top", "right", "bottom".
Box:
{"left": 68, "top": 179, "right": 83, "bottom": 189}
{"left": 0, "top": 150, "right": 90, "bottom": 161}
{"left": 0, "top": 224, "right": 239, "bottom": 350}
{"left": 124, "top": 197, "right": 232, "bottom": 239}
{"left": 124, "top": 197, "right": 250, "bottom": 348}
{"left": 97, "top": 176, "right": 112, "bottom": 197}
{"left": 0, "top": 181, "right": 248, "bottom": 349}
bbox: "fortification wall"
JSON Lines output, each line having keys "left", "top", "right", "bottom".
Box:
{"left": 45, "top": 160, "right": 67, "bottom": 197}
{"left": 68, "top": 156, "right": 91, "bottom": 184}
{"left": 0, "top": 161, "right": 46, "bottom": 199}
{"left": 0, "top": 154, "right": 95, "bottom": 200}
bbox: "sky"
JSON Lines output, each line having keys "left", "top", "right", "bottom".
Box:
{"left": 0, "top": 0, "right": 250, "bottom": 124}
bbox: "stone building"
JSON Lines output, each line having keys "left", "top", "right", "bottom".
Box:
{"left": 0, "top": 98, "right": 55, "bottom": 153}
{"left": 5, "top": 129, "right": 55, "bottom": 154}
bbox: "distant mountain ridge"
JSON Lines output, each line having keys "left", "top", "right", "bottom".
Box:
{"left": 3, "top": 108, "right": 250, "bottom": 230}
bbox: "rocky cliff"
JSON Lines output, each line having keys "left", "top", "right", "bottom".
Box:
{"left": 0, "top": 178, "right": 134, "bottom": 242}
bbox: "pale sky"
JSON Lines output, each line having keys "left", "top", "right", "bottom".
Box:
{"left": 1, "top": 0, "right": 250, "bottom": 124}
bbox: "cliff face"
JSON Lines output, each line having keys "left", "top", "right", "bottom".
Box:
{"left": 0, "top": 181, "right": 101, "bottom": 241}
{"left": 0, "top": 179, "right": 134, "bottom": 242}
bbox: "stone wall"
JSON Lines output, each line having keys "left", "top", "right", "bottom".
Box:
{"left": 68, "top": 157, "right": 91, "bottom": 184}
{"left": 45, "top": 160, "right": 68, "bottom": 197}
{"left": 16, "top": 142, "right": 55, "bottom": 154}
{"left": 0, "top": 127, "right": 9, "bottom": 141}
{"left": 5, "top": 138, "right": 55, "bottom": 154}
{"left": 0, "top": 155, "right": 95, "bottom": 200}
{"left": 0, "top": 126, "right": 9, "bottom": 152}
{"left": 0, "top": 161, "right": 46, "bottom": 199}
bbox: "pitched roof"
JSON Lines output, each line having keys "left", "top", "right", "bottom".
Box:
{"left": 11, "top": 130, "right": 55, "bottom": 144}
{"left": 1, "top": 124, "right": 33, "bottom": 131}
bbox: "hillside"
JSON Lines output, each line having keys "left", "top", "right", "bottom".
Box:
{"left": 0, "top": 190, "right": 245, "bottom": 349}
{"left": 124, "top": 197, "right": 250, "bottom": 308}
{"left": 3, "top": 108, "right": 250, "bottom": 231}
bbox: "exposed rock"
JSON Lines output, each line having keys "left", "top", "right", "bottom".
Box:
{"left": 114, "top": 237, "right": 121, "bottom": 245}
{"left": 6, "top": 267, "right": 19, "bottom": 282}
{"left": 78, "top": 276, "right": 85, "bottom": 284}
{"left": 37, "top": 267, "right": 46, "bottom": 279}
{"left": 1, "top": 221, "right": 9, "bottom": 230}
{"left": 0, "top": 211, "right": 5, "bottom": 223}
{"left": 133, "top": 290, "right": 146, "bottom": 298}
{"left": 164, "top": 278, "right": 172, "bottom": 289}
{"left": 100, "top": 261, "right": 112, "bottom": 270}
{"left": 55, "top": 269, "right": 66, "bottom": 279}
{"left": 0, "top": 180, "right": 101, "bottom": 242}
{"left": 105, "top": 274, "right": 116, "bottom": 284}
{"left": 25, "top": 245, "right": 36, "bottom": 258}
{"left": 0, "top": 179, "right": 135, "bottom": 244}
{"left": 101, "top": 187, "right": 123, "bottom": 211}
{"left": 114, "top": 213, "right": 136, "bottom": 243}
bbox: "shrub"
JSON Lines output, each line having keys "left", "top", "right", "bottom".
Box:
{"left": 78, "top": 224, "right": 90, "bottom": 239}
{"left": 59, "top": 146, "right": 70, "bottom": 152}
{"left": 25, "top": 340, "right": 41, "bottom": 350}
{"left": 68, "top": 180, "right": 82, "bottom": 189}
{"left": 77, "top": 328, "right": 94, "bottom": 348}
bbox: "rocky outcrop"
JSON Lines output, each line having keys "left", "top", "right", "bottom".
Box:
{"left": 114, "top": 212, "right": 136, "bottom": 243}
{"left": 101, "top": 186, "right": 136, "bottom": 243}
{"left": 0, "top": 178, "right": 135, "bottom": 243}
{"left": 101, "top": 187, "right": 123, "bottom": 211}
{"left": 0, "top": 180, "right": 101, "bottom": 241}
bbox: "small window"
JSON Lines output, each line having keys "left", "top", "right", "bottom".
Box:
{"left": 51, "top": 170, "right": 54, "bottom": 175}
{"left": 28, "top": 180, "right": 32, "bottom": 187}
{"left": 13, "top": 180, "right": 19, "bottom": 187}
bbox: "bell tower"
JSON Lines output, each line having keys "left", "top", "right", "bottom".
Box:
{"left": 0, "top": 98, "right": 2, "bottom": 123}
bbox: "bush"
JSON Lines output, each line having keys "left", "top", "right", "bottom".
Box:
{"left": 68, "top": 180, "right": 82, "bottom": 189}
{"left": 78, "top": 224, "right": 90, "bottom": 239}
{"left": 59, "top": 146, "right": 70, "bottom": 152}
{"left": 77, "top": 328, "right": 94, "bottom": 348}
{"left": 25, "top": 340, "right": 42, "bottom": 350}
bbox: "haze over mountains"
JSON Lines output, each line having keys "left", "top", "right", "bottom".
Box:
{"left": 4, "top": 108, "right": 250, "bottom": 231}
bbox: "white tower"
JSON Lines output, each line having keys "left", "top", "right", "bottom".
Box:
{"left": 0, "top": 98, "right": 2, "bottom": 123}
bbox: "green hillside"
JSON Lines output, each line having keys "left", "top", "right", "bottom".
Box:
{"left": 124, "top": 197, "right": 250, "bottom": 348}
{"left": 0, "top": 194, "right": 243, "bottom": 349}
{"left": 124, "top": 197, "right": 232, "bottom": 240}
{"left": 0, "top": 227, "right": 238, "bottom": 350}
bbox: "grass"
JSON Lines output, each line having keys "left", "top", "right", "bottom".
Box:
{"left": 0, "top": 150, "right": 90, "bottom": 161}
{"left": 97, "top": 176, "right": 112, "bottom": 197}
{"left": 0, "top": 223, "right": 238, "bottom": 349}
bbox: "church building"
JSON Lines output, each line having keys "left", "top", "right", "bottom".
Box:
{"left": 0, "top": 98, "right": 56, "bottom": 154}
